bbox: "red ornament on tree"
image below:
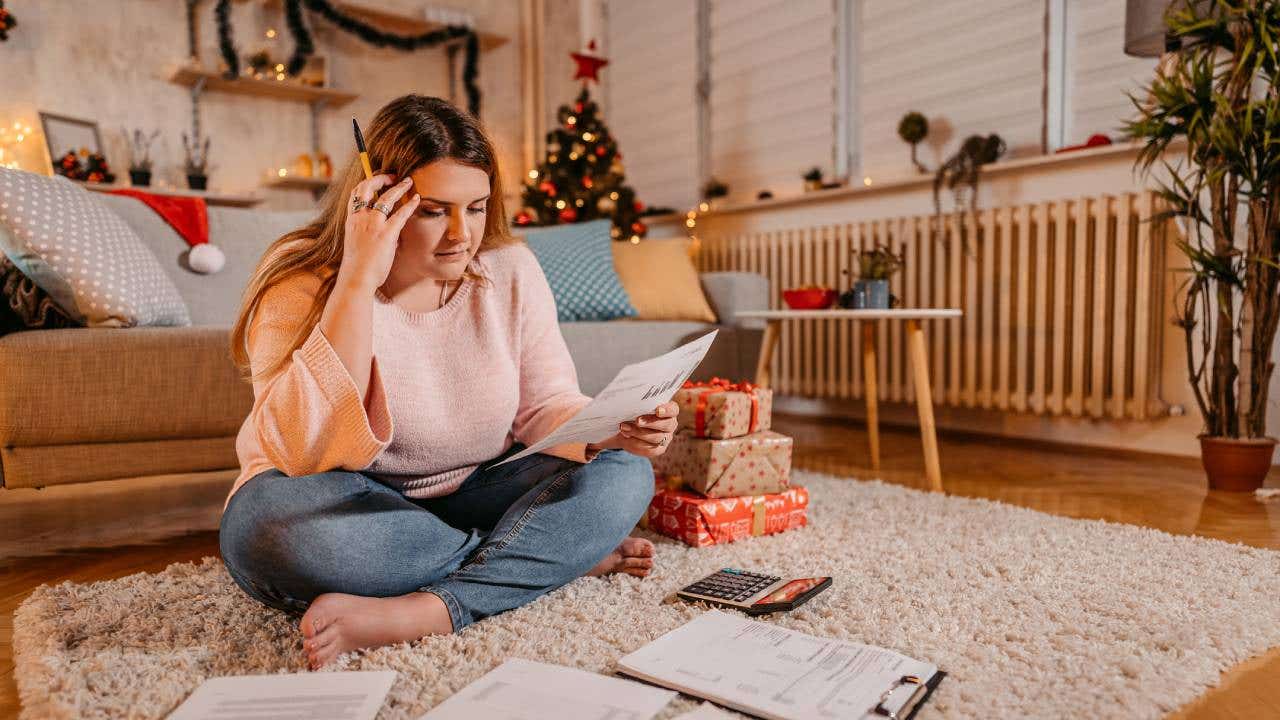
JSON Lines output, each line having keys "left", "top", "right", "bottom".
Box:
{"left": 538, "top": 180, "right": 557, "bottom": 197}
{"left": 570, "top": 40, "right": 609, "bottom": 84}
{"left": 582, "top": 176, "right": 593, "bottom": 189}
{"left": 575, "top": 102, "right": 584, "bottom": 113}
{"left": 631, "top": 221, "right": 646, "bottom": 234}
{"left": 633, "top": 200, "right": 644, "bottom": 212}
{"left": 594, "top": 145, "right": 606, "bottom": 157}
{"left": 515, "top": 211, "right": 532, "bottom": 226}
{"left": 559, "top": 207, "right": 579, "bottom": 223}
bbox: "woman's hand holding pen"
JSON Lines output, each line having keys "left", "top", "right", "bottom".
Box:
{"left": 588, "top": 401, "right": 679, "bottom": 458}
{"left": 337, "top": 174, "right": 421, "bottom": 293}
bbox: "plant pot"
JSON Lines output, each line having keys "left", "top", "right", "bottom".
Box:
{"left": 803, "top": 179, "right": 822, "bottom": 192}
{"left": 1199, "top": 435, "right": 1276, "bottom": 491}
{"left": 128, "top": 169, "right": 152, "bottom": 187}
{"left": 186, "top": 173, "right": 208, "bottom": 191}
{"left": 851, "top": 279, "right": 891, "bottom": 309}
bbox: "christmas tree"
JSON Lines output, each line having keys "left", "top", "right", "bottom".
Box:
{"left": 514, "top": 41, "right": 647, "bottom": 241}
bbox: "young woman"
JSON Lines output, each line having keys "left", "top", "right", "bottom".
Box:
{"left": 220, "top": 94, "right": 676, "bottom": 670}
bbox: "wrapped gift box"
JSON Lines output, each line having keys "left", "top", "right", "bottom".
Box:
{"left": 673, "top": 377, "right": 773, "bottom": 439}
{"left": 640, "top": 477, "right": 809, "bottom": 547}
{"left": 651, "top": 429, "right": 792, "bottom": 498}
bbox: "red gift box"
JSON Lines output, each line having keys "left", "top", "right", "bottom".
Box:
{"left": 639, "top": 476, "right": 809, "bottom": 547}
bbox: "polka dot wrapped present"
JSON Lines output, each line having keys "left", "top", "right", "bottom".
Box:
{"left": 640, "top": 475, "right": 809, "bottom": 547}
{"left": 673, "top": 377, "right": 773, "bottom": 439}
{"left": 650, "top": 429, "right": 793, "bottom": 498}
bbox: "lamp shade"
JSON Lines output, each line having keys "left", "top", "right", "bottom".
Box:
{"left": 1125, "top": 0, "right": 1172, "bottom": 57}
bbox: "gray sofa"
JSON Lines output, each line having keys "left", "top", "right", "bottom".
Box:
{"left": 0, "top": 195, "right": 767, "bottom": 490}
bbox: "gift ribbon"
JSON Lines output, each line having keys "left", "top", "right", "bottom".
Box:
{"left": 751, "top": 495, "right": 766, "bottom": 536}
{"left": 681, "top": 376, "right": 762, "bottom": 437}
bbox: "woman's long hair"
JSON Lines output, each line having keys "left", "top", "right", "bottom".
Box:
{"left": 230, "top": 94, "right": 522, "bottom": 383}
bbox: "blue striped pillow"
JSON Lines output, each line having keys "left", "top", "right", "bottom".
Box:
{"left": 520, "top": 219, "right": 638, "bottom": 322}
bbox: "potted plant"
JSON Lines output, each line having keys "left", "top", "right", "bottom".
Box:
{"left": 126, "top": 128, "right": 159, "bottom": 187}
{"left": 701, "top": 177, "right": 728, "bottom": 208}
{"left": 897, "top": 111, "right": 929, "bottom": 174}
{"left": 839, "top": 244, "right": 904, "bottom": 309}
{"left": 802, "top": 166, "right": 823, "bottom": 192}
{"left": 182, "top": 131, "right": 210, "bottom": 190}
{"left": 1126, "top": 1, "right": 1280, "bottom": 491}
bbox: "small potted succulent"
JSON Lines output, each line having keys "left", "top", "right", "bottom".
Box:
{"left": 126, "top": 128, "right": 160, "bottom": 187}
{"left": 840, "top": 244, "right": 905, "bottom": 309}
{"left": 802, "top": 166, "right": 823, "bottom": 192}
{"left": 182, "top": 131, "right": 211, "bottom": 190}
{"left": 702, "top": 177, "right": 729, "bottom": 207}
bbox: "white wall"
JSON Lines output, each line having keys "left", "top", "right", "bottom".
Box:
{"left": 0, "top": 0, "right": 528, "bottom": 212}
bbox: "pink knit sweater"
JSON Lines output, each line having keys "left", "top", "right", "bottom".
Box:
{"left": 226, "top": 241, "right": 600, "bottom": 506}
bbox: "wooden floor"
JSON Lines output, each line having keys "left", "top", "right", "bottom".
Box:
{"left": 2, "top": 415, "right": 1278, "bottom": 719}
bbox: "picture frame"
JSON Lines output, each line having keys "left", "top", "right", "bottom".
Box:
{"left": 38, "top": 111, "right": 104, "bottom": 172}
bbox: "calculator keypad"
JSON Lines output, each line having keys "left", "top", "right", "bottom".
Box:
{"left": 682, "top": 569, "right": 782, "bottom": 603}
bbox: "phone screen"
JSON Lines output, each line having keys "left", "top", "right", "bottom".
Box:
{"left": 753, "top": 577, "right": 828, "bottom": 605}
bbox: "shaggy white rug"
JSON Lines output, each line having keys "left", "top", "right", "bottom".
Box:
{"left": 14, "top": 472, "right": 1280, "bottom": 720}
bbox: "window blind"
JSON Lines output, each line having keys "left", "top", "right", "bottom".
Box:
{"left": 708, "top": 0, "right": 836, "bottom": 202}
{"left": 858, "top": 0, "right": 1045, "bottom": 182}
{"left": 603, "top": 0, "right": 701, "bottom": 211}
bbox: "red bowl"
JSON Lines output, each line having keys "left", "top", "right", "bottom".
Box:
{"left": 783, "top": 288, "right": 837, "bottom": 309}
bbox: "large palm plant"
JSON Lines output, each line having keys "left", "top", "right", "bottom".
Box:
{"left": 1127, "top": 0, "right": 1280, "bottom": 443}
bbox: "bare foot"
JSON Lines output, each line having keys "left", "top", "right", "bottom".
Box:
{"left": 300, "top": 591, "right": 453, "bottom": 669}
{"left": 587, "top": 536, "right": 656, "bottom": 578}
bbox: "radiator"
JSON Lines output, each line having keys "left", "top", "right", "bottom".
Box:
{"left": 693, "top": 192, "right": 1168, "bottom": 420}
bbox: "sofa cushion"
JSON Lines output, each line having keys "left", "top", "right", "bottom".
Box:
{"left": 0, "top": 436, "right": 237, "bottom": 489}
{"left": 516, "top": 219, "right": 638, "bottom": 322}
{"left": 0, "top": 168, "right": 190, "bottom": 327}
{"left": 97, "top": 195, "right": 313, "bottom": 326}
{"left": 0, "top": 326, "right": 250, "bottom": 447}
{"left": 611, "top": 236, "right": 717, "bottom": 322}
{"left": 560, "top": 321, "right": 757, "bottom": 396}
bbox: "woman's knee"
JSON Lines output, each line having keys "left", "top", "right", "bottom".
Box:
{"left": 577, "top": 450, "right": 655, "bottom": 527}
{"left": 219, "top": 468, "right": 373, "bottom": 589}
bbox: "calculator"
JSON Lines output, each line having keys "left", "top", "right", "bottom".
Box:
{"left": 676, "top": 568, "right": 832, "bottom": 615}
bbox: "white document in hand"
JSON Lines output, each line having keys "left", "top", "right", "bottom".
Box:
{"left": 493, "top": 328, "right": 718, "bottom": 468}
{"left": 167, "top": 671, "right": 396, "bottom": 720}
{"left": 419, "top": 658, "right": 675, "bottom": 720}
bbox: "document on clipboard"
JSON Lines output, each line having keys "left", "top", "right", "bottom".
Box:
{"left": 493, "top": 329, "right": 718, "bottom": 468}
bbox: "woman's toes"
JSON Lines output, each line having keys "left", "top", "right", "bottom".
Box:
{"left": 300, "top": 605, "right": 331, "bottom": 640}
{"left": 619, "top": 536, "right": 654, "bottom": 557}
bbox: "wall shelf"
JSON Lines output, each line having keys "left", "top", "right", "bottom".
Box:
{"left": 333, "top": 1, "right": 508, "bottom": 51}
{"left": 73, "top": 180, "right": 264, "bottom": 208}
{"left": 168, "top": 64, "right": 358, "bottom": 107}
{"left": 243, "top": 0, "right": 509, "bottom": 51}
{"left": 264, "top": 176, "right": 331, "bottom": 193}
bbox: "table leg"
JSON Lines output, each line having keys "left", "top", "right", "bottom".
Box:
{"left": 754, "top": 319, "right": 781, "bottom": 389}
{"left": 861, "top": 321, "right": 880, "bottom": 472}
{"left": 907, "top": 319, "right": 943, "bottom": 492}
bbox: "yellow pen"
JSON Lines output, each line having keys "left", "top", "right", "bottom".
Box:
{"left": 352, "top": 118, "right": 373, "bottom": 179}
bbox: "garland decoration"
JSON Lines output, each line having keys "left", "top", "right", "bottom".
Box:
{"left": 215, "top": 0, "right": 239, "bottom": 78}
{"left": 213, "top": 0, "right": 481, "bottom": 116}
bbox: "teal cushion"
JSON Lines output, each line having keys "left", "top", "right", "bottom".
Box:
{"left": 520, "top": 219, "right": 638, "bottom": 322}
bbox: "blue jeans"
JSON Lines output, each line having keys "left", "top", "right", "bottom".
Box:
{"left": 218, "top": 444, "right": 654, "bottom": 632}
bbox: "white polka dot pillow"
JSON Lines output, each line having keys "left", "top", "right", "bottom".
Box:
{"left": 0, "top": 168, "right": 190, "bottom": 327}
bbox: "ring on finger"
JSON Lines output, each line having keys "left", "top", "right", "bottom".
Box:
{"left": 351, "top": 198, "right": 368, "bottom": 212}
{"left": 371, "top": 201, "right": 393, "bottom": 217}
